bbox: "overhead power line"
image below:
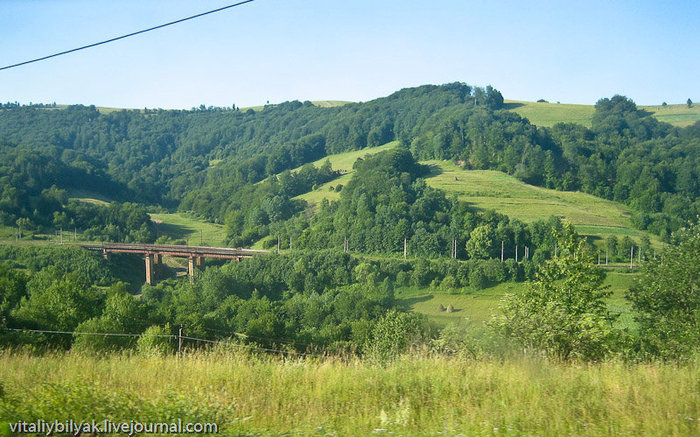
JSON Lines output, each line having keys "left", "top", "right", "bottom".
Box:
{"left": 0, "top": 0, "right": 255, "bottom": 72}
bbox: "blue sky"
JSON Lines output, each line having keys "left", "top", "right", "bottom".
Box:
{"left": 1, "top": 0, "right": 697, "bottom": 109}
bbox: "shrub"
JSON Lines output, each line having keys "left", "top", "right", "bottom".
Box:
{"left": 137, "top": 324, "right": 175, "bottom": 357}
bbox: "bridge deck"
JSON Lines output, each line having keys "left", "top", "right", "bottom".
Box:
{"left": 77, "top": 242, "right": 269, "bottom": 259}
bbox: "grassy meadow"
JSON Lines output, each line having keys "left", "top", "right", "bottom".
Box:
{"left": 423, "top": 160, "right": 658, "bottom": 245}
{"left": 0, "top": 350, "right": 697, "bottom": 436}
{"left": 505, "top": 100, "right": 700, "bottom": 128}
{"left": 504, "top": 100, "right": 596, "bottom": 128}
{"left": 294, "top": 141, "right": 399, "bottom": 207}
{"left": 397, "top": 270, "right": 640, "bottom": 329}
{"left": 149, "top": 212, "right": 228, "bottom": 247}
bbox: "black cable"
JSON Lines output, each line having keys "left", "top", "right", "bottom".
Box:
{"left": 0, "top": 0, "right": 255, "bottom": 72}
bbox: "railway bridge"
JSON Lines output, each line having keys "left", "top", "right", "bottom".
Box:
{"left": 78, "top": 242, "right": 269, "bottom": 285}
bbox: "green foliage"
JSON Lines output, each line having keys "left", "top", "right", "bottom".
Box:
{"left": 12, "top": 275, "right": 104, "bottom": 337}
{"left": 364, "top": 310, "right": 428, "bottom": 362}
{"left": 627, "top": 222, "right": 700, "bottom": 359}
{"left": 466, "top": 224, "right": 496, "bottom": 259}
{"left": 491, "top": 223, "right": 617, "bottom": 360}
{"left": 0, "top": 265, "right": 27, "bottom": 326}
{"left": 72, "top": 283, "right": 150, "bottom": 352}
{"left": 137, "top": 324, "right": 176, "bottom": 357}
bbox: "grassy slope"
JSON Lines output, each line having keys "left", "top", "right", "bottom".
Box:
{"left": 424, "top": 160, "right": 658, "bottom": 245}
{"left": 67, "top": 188, "right": 112, "bottom": 206}
{"left": 293, "top": 141, "right": 399, "bottom": 206}
{"left": 505, "top": 99, "right": 700, "bottom": 128}
{"left": 504, "top": 100, "right": 596, "bottom": 127}
{"left": 149, "top": 213, "right": 227, "bottom": 247}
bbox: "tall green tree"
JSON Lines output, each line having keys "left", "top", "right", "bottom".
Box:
{"left": 491, "top": 222, "right": 616, "bottom": 360}
{"left": 627, "top": 222, "right": 700, "bottom": 359}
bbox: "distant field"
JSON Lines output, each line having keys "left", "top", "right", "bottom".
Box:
{"left": 506, "top": 100, "right": 700, "bottom": 128}
{"left": 50, "top": 98, "right": 699, "bottom": 127}
{"left": 397, "top": 271, "right": 639, "bottom": 329}
{"left": 504, "top": 100, "right": 595, "bottom": 127}
{"left": 67, "top": 189, "right": 112, "bottom": 205}
{"left": 239, "top": 100, "right": 351, "bottom": 112}
{"left": 149, "top": 213, "right": 228, "bottom": 247}
{"left": 424, "top": 160, "right": 658, "bottom": 244}
{"left": 294, "top": 141, "right": 399, "bottom": 206}
{"left": 642, "top": 103, "right": 700, "bottom": 127}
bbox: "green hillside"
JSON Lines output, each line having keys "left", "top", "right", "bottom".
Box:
{"left": 286, "top": 144, "right": 656, "bottom": 245}
{"left": 506, "top": 99, "right": 700, "bottom": 128}
{"left": 294, "top": 141, "right": 399, "bottom": 205}
{"left": 504, "top": 100, "right": 596, "bottom": 127}
{"left": 423, "top": 160, "right": 656, "bottom": 243}
{"left": 238, "top": 100, "right": 351, "bottom": 112}
{"left": 149, "top": 212, "right": 227, "bottom": 246}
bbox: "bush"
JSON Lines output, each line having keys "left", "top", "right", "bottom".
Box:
{"left": 137, "top": 324, "right": 175, "bottom": 357}
{"left": 627, "top": 222, "right": 700, "bottom": 359}
{"left": 469, "top": 266, "right": 488, "bottom": 290}
{"left": 364, "top": 310, "right": 428, "bottom": 362}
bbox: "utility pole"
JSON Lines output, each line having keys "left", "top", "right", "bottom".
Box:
{"left": 277, "top": 235, "right": 280, "bottom": 253}
{"left": 60, "top": 228, "right": 63, "bottom": 245}
{"left": 501, "top": 241, "right": 504, "bottom": 262}
{"left": 630, "top": 245, "right": 634, "bottom": 269}
{"left": 403, "top": 238, "right": 407, "bottom": 260}
{"left": 178, "top": 326, "right": 183, "bottom": 359}
{"left": 515, "top": 245, "right": 518, "bottom": 263}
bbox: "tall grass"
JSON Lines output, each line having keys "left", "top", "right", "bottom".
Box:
{"left": 0, "top": 350, "right": 697, "bottom": 436}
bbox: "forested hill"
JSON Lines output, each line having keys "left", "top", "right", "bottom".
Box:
{"left": 0, "top": 83, "right": 698, "bottom": 243}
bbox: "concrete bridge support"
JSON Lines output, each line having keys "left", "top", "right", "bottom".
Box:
{"left": 145, "top": 254, "right": 154, "bottom": 286}
{"left": 154, "top": 253, "right": 163, "bottom": 278}
{"left": 188, "top": 256, "right": 205, "bottom": 283}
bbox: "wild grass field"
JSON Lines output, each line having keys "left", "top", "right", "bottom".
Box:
{"left": 0, "top": 350, "right": 697, "bottom": 436}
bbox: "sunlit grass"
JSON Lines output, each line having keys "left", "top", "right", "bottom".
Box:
{"left": 0, "top": 350, "right": 697, "bottom": 436}
{"left": 149, "top": 213, "right": 227, "bottom": 247}
{"left": 505, "top": 100, "right": 700, "bottom": 128}
{"left": 397, "top": 271, "right": 641, "bottom": 330}
{"left": 424, "top": 160, "right": 659, "bottom": 246}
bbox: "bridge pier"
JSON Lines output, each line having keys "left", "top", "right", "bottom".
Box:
{"left": 145, "top": 254, "right": 154, "bottom": 285}
{"left": 188, "top": 256, "right": 205, "bottom": 283}
{"left": 154, "top": 253, "right": 163, "bottom": 278}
